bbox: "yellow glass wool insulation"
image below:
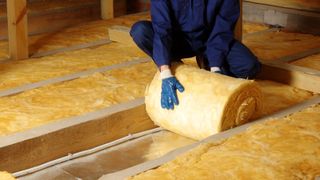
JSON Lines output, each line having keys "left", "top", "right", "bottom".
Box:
{"left": 0, "top": 62, "right": 156, "bottom": 136}
{"left": 145, "top": 64, "right": 264, "bottom": 140}
{"left": 131, "top": 104, "right": 320, "bottom": 180}
{"left": 144, "top": 131, "right": 196, "bottom": 160}
{"left": 0, "top": 0, "right": 96, "bottom": 17}
{"left": 143, "top": 80, "right": 314, "bottom": 160}
{"left": 242, "top": 22, "right": 269, "bottom": 34}
{"left": 244, "top": 31, "right": 320, "bottom": 61}
{"left": 0, "top": 10, "right": 269, "bottom": 60}
{"left": 0, "top": 43, "right": 146, "bottom": 91}
{"left": 290, "top": 53, "right": 320, "bottom": 71}
{"left": 182, "top": 58, "right": 314, "bottom": 116}
{"left": 257, "top": 80, "right": 314, "bottom": 116}
{"left": 0, "top": 61, "right": 313, "bottom": 136}
{"left": 0, "top": 172, "right": 15, "bottom": 180}
{"left": 0, "top": 12, "right": 149, "bottom": 60}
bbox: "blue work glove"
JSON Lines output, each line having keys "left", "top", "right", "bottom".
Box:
{"left": 161, "top": 77, "right": 185, "bottom": 110}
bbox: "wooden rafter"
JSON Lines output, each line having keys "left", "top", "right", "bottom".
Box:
{"left": 7, "top": 0, "right": 29, "bottom": 60}
{"left": 101, "top": 0, "right": 114, "bottom": 19}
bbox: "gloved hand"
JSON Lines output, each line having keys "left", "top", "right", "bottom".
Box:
{"left": 161, "top": 77, "right": 185, "bottom": 110}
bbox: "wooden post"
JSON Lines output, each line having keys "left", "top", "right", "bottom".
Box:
{"left": 7, "top": 0, "right": 29, "bottom": 60}
{"left": 101, "top": 0, "right": 114, "bottom": 19}
{"left": 234, "top": 0, "right": 243, "bottom": 42}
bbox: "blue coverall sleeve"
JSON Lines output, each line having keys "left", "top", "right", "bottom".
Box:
{"left": 205, "top": 0, "right": 240, "bottom": 67}
{"left": 151, "top": 0, "right": 172, "bottom": 67}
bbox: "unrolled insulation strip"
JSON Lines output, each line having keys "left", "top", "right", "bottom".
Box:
{"left": 31, "top": 39, "right": 112, "bottom": 58}
{"left": 0, "top": 39, "right": 113, "bottom": 64}
{"left": 0, "top": 57, "right": 151, "bottom": 98}
{"left": 242, "top": 26, "right": 281, "bottom": 38}
{"left": 13, "top": 127, "right": 163, "bottom": 177}
{"left": 100, "top": 96, "right": 320, "bottom": 180}
{"left": 263, "top": 59, "right": 320, "bottom": 76}
{"left": 275, "top": 47, "right": 320, "bottom": 63}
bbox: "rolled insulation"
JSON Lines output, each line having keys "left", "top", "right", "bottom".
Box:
{"left": 145, "top": 64, "right": 263, "bottom": 140}
{"left": 0, "top": 172, "right": 15, "bottom": 180}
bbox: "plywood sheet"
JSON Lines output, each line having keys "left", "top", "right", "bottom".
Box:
{"left": 131, "top": 104, "right": 320, "bottom": 180}
{"left": 243, "top": 31, "right": 320, "bottom": 61}
{"left": 290, "top": 53, "right": 320, "bottom": 71}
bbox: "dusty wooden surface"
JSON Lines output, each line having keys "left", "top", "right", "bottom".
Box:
{"left": 246, "top": 0, "right": 320, "bottom": 12}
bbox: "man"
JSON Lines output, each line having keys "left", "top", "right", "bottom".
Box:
{"left": 130, "top": 0, "right": 261, "bottom": 110}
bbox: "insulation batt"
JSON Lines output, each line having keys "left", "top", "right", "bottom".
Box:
{"left": 0, "top": 172, "right": 15, "bottom": 180}
{"left": 130, "top": 105, "right": 320, "bottom": 180}
{"left": 291, "top": 53, "right": 320, "bottom": 71}
{"left": 145, "top": 64, "right": 263, "bottom": 140}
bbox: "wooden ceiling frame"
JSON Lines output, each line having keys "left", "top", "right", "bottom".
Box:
{"left": 6, "top": 0, "right": 114, "bottom": 60}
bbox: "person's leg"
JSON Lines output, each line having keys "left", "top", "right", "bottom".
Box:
{"left": 225, "top": 40, "right": 261, "bottom": 79}
{"left": 130, "top": 21, "right": 154, "bottom": 57}
{"left": 130, "top": 21, "right": 195, "bottom": 64}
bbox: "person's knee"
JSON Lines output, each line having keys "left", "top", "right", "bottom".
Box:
{"left": 130, "top": 21, "right": 153, "bottom": 57}
{"left": 248, "top": 60, "right": 261, "bottom": 78}
{"left": 130, "top": 21, "right": 152, "bottom": 44}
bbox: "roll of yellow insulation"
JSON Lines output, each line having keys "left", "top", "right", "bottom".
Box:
{"left": 145, "top": 64, "right": 263, "bottom": 140}
{"left": 0, "top": 172, "right": 15, "bottom": 180}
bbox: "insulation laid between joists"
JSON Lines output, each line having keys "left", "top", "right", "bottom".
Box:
{"left": 146, "top": 64, "right": 263, "bottom": 140}
{"left": 129, "top": 104, "right": 320, "bottom": 180}
{"left": 0, "top": 171, "right": 15, "bottom": 180}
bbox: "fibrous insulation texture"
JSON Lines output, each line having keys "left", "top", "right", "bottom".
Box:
{"left": 145, "top": 64, "right": 263, "bottom": 140}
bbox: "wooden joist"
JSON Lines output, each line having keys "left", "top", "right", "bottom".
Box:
{"left": 0, "top": 99, "right": 156, "bottom": 173}
{"left": 6, "top": 0, "right": 28, "bottom": 60}
{"left": 258, "top": 62, "right": 320, "bottom": 94}
{"left": 245, "top": 0, "right": 320, "bottom": 13}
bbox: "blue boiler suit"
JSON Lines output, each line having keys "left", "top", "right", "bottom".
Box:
{"left": 130, "top": 0, "right": 261, "bottom": 78}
